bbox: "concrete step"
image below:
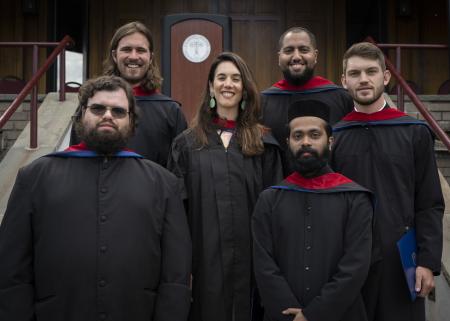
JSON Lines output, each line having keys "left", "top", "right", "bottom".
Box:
{"left": 0, "top": 93, "right": 78, "bottom": 221}
{"left": 390, "top": 94, "right": 450, "bottom": 131}
{"left": 0, "top": 94, "right": 46, "bottom": 160}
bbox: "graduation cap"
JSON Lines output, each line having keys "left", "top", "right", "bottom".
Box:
{"left": 287, "top": 99, "right": 330, "bottom": 124}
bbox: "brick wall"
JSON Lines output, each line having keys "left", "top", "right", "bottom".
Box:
{"left": 0, "top": 95, "right": 44, "bottom": 159}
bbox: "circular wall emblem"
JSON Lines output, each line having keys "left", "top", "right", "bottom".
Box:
{"left": 182, "top": 34, "right": 211, "bottom": 63}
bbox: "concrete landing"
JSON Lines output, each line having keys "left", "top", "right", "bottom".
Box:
{"left": 0, "top": 93, "right": 78, "bottom": 221}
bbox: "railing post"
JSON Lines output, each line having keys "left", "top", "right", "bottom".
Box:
{"left": 59, "top": 48, "right": 66, "bottom": 101}
{"left": 0, "top": 36, "right": 74, "bottom": 151}
{"left": 396, "top": 46, "right": 404, "bottom": 111}
{"left": 30, "top": 45, "right": 39, "bottom": 149}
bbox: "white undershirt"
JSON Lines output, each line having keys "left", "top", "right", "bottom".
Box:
{"left": 354, "top": 100, "right": 387, "bottom": 113}
{"left": 217, "top": 130, "right": 233, "bottom": 148}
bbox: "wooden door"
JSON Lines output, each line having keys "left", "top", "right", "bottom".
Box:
{"left": 164, "top": 15, "right": 230, "bottom": 122}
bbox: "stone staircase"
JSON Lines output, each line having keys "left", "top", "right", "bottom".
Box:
{"left": 0, "top": 94, "right": 45, "bottom": 160}
{"left": 0, "top": 93, "right": 78, "bottom": 220}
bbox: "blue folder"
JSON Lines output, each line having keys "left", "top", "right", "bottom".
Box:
{"left": 396, "top": 228, "right": 417, "bottom": 301}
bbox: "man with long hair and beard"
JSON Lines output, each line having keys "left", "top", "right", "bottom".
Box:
{"left": 71, "top": 21, "right": 187, "bottom": 167}
{"left": 0, "top": 76, "right": 192, "bottom": 321}
{"left": 253, "top": 99, "right": 374, "bottom": 321}
{"left": 261, "top": 27, "right": 354, "bottom": 176}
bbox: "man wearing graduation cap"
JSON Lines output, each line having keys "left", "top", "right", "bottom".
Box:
{"left": 0, "top": 76, "right": 191, "bottom": 321}
{"left": 252, "top": 99, "right": 373, "bottom": 321}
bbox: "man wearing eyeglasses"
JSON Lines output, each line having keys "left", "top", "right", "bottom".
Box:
{"left": 0, "top": 76, "right": 192, "bottom": 321}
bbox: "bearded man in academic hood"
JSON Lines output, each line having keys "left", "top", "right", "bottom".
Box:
{"left": 253, "top": 99, "right": 373, "bottom": 321}
{"left": 0, "top": 76, "right": 191, "bottom": 321}
{"left": 261, "top": 27, "right": 354, "bottom": 176}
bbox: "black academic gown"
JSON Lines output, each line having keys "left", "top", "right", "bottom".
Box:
{"left": 261, "top": 77, "right": 354, "bottom": 176}
{"left": 0, "top": 144, "right": 191, "bottom": 321}
{"left": 127, "top": 94, "right": 187, "bottom": 166}
{"left": 168, "top": 128, "right": 283, "bottom": 321}
{"left": 252, "top": 169, "right": 373, "bottom": 321}
{"left": 70, "top": 93, "right": 187, "bottom": 167}
{"left": 331, "top": 108, "right": 444, "bottom": 321}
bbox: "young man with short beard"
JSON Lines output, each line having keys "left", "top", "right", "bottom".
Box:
{"left": 0, "top": 76, "right": 191, "bottom": 321}
{"left": 253, "top": 99, "right": 373, "bottom": 321}
{"left": 331, "top": 42, "right": 444, "bottom": 321}
{"left": 261, "top": 27, "right": 354, "bottom": 176}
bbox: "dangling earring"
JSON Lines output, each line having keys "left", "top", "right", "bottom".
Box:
{"left": 240, "top": 91, "right": 247, "bottom": 110}
{"left": 209, "top": 94, "right": 216, "bottom": 109}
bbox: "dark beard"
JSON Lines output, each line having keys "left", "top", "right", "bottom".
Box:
{"left": 288, "top": 145, "right": 329, "bottom": 177}
{"left": 74, "top": 121, "right": 129, "bottom": 155}
{"left": 282, "top": 66, "right": 314, "bottom": 86}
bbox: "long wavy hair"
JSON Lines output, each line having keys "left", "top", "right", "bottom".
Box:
{"left": 103, "top": 21, "right": 162, "bottom": 91}
{"left": 190, "top": 52, "right": 265, "bottom": 156}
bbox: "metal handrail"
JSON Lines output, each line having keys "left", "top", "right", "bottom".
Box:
{"left": 371, "top": 40, "right": 448, "bottom": 110}
{"left": 0, "top": 35, "right": 74, "bottom": 149}
{"left": 366, "top": 37, "right": 450, "bottom": 151}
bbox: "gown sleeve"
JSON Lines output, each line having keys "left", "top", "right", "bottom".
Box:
{"left": 169, "top": 103, "right": 188, "bottom": 142}
{"left": 153, "top": 177, "right": 192, "bottom": 321}
{"left": 262, "top": 143, "right": 283, "bottom": 187}
{"left": 413, "top": 126, "right": 444, "bottom": 274}
{"left": 0, "top": 168, "right": 35, "bottom": 320}
{"left": 252, "top": 191, "right": 302, "bottom": 321}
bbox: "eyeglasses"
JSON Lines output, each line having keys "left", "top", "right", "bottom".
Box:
{"left": 86, "top": 104, "right": 129, "bottom": 119}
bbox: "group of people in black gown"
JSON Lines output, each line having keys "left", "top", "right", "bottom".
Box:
{"left": 0, "top": 21, "right": 443, "bottom": 321}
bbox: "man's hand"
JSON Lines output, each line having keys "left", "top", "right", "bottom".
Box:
{"left": 282, "top": 308, "right": 308, "bottom": 321}
{"left": 415, "top": 266, "right": 435, "bottom": 297}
